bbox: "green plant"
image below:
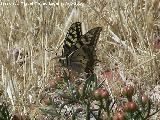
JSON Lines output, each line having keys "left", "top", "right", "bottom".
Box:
{"left": 40, "top": 72, "right": 160, "bottom": 120}
{"left": 0, "top": 102, "right": 11, "bottom": 120}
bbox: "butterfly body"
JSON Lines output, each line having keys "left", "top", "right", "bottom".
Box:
{"left": 60, "top": 22, "right": 102, "bottom": 74}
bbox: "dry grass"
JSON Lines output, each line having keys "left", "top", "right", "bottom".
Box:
{"left": 0, "top": 0, "right": 160, "bottom": 119}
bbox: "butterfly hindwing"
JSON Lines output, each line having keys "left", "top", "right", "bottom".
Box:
{"left": 67, "top": 45, "right": 89, "bottom": 73}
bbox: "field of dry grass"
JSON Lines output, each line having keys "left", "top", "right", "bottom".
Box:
{"left": 0, "top": 0, "right": 160, "bottom": 119}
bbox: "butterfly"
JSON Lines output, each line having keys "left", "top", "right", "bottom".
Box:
{"left": 60, "top": 22, "right": 102, "bottom": 74}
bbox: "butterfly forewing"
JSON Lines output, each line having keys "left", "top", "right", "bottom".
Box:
{"left": 81, "top": 27, "right": 102, "bottom": 73}
{"left": 81, "top": 27, "right": 102, "bottom": 48}
{"left": 63, "top": 22, "right": 83, "bottom": 56}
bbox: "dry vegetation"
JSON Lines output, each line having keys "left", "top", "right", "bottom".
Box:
{"left": 0, "top": 0, "right": 160, "bottom": 119}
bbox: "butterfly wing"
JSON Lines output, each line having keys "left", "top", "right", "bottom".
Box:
{"left": 61, "top": 22, "right": 102, "bottom": 74}
{"left": 67, "top": 45, "right": 89, "bottom": 73}
{"left": 80, "top": 27, "right": 102, "bottom": 73}
{"left": 63, "top": 22, "right": 83, "bottom": 57}
{"left": 81, "top": 27, "right": 102, "bottom": 50}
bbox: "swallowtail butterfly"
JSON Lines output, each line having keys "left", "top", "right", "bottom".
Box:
{"left": 60, "top": 22, "right": 102, "bottom": 73}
